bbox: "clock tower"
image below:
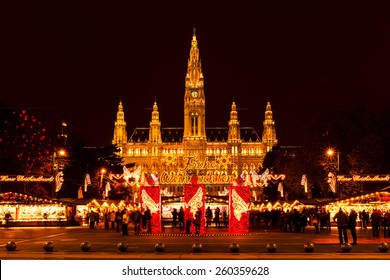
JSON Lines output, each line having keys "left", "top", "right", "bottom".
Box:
{"left": 183, "top": 29, "right": 206, "bottom": 156}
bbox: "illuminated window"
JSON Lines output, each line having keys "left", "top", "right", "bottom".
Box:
{"left": 191, "top": 111, "right": 199, "bottom": 136}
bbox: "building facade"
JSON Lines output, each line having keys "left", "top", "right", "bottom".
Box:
{"left": 112, "top": 31, "right": 277, "bottom": 197}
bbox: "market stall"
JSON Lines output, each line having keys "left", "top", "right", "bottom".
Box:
{"left": 325, "top": 191, "right": 390, "bottom": 221}
{"left": 0, "top": 192, "right": 68, "bottom": 227}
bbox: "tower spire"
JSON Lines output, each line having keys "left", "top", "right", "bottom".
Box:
{"left": 262, "top": 101, "right": 277, "bottom": 152}
{"left": 183, "top": 29, "right": 206, "bottom": 152}
{"left": 228, "top": 101, "right": 241, "bottom": 144}
{"left": 112, "top": 100, "right": 128, "bottom": 146}
{"left": 149, "top": 100, "right": 162, "bottom": 150}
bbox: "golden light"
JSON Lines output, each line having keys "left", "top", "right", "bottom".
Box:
{"left": 58, "top": 149, "right": 66, "bottom": 156}
{"left": 101, "top": 168, "right": 106, "bottom": 174}
{"left": 326, "top": 149, "right": 334, "bottom": 156}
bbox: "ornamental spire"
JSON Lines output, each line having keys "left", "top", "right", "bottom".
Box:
{"left": 262, "top": 101, "right": 277, "bottom": 152}
{"left": 112, "top": 99, "right": 127, "bottom": 145}
{"left": 228, "top": 101, "right": 241, "bottom": 143}
{"left": 186, "top": 28, "right": 203, "bottom": 89}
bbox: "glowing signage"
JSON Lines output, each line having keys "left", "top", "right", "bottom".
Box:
{"left": 337, "top": 175, "right": 390, "bottom": 182}
{"left": 0, "top": 175, "right": 54, "bottom": 182}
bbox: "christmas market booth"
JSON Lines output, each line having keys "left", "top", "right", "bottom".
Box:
{"left": 0, "top": 192, "right": 73, "bottom": 227}
{"left": 325, "top": 191, "right": 390, "bottom": 221}
{"left": 74, "top": 198, "right": 138, "bottom": 225}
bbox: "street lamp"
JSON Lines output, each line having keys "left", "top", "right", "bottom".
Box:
{"left": 52, "top": 149, "right": 66, "bottom": 198}
{"left": 100, "top": 168, "right": 106, "bottom": 198}
{"left": 326, "top": 148, "right": 339, "bottom": 171}
{"left": 325, "top": 148, "right": 340, "bottom": 196}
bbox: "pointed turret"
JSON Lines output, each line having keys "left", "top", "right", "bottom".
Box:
{"left": 228, "top": 101, "right": 241, "bottom": 142}
{"left": 183, "top": 29, "right": 206, "bottom": 145}
{"left": 185, "top": 28, "right": 204, "bottom": 90}
{"left": 112, "top": 100, "right": 128, "bottom": 145}
{"left": 149, "top": 100, "right": 162, "bottom": 144}
{"left": 262, "top": 101, "right": 277, "bottom": 152}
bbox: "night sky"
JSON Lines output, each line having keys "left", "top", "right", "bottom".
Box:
{"left": 2, "top": 2, "right": 390, "bottom": 147}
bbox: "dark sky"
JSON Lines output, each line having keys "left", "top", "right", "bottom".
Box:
{"left": 2, "top": 2, "right": 390, "bottom": 147}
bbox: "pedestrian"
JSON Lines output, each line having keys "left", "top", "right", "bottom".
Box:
{"left": 109, "top": 211, "right": 116, "bottom": 230}
{"left": 103, "top": 211, "right": 110, "bottom": 230}
{"left": 88, "top": 209, "right": 96, "bottom": 229}
{"left": 333, "top": 208, "right": 349, "bottom": 244}
{"left": 121, "top": 210, "right": 130, "bottom": 235}
{"left": 144, "top": 207, "right": 152, "bottom": 233}
{"left": 279, "top": 211, "right": 286, "bottom": 232}
{"left": 4, "top": 212, "right": 12, "bottom": 228}
{"left": 363, "top": 210, "right": 369, "bottom": 229}
{"left": 205, "top": 206, "right": 213, "bottom": 227}
{"left": 383, "top": 210, "right": 390, "bottom": 238}
{"left": 371, "top": 209, "right": 381, "bottom": 238}
{"left": 214, "top": 207, "right": 220, "bottom": 228}
{"left": 222, "top": 209, "right": 228, "bottom": 227}
{"left": 312, "top": 213, "right": 319, "bottom": 234}
{"left": 132, "top": 209, "right": 142, "bottom": 234}
{"left": 178, "top": 206, "right": 185, "bottom": 231}
{"left": 285, "top": 210, "right": 292, "bottom": 232}
{"left": 194, "top": 207, "right": 202, "bottom": 234}
{"left": 348, "top": 209, "right": 358, "bottom": 245}
{"left": 172, "top": 208, "right": 178, "bottom": 228}
{"left": 300, "top": 209, "right": 308, "bottom": 233}
{"left": 94, "top": 210, "right": 100, "bottom": 228}
{"left": 185, "top": 206, "right": 192, "bottom": 234}
{"left": 115, "top": 210, "right": 122, "bottom": 232}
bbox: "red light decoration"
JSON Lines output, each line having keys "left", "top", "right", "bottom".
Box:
{"left": 184, "top": 180, "right": 206, "bottom": 234}
{"left": 140, "top": 186, "right": 162, "bottom": 234}
{"left": 228, "top": 186, "right": 250, "bottom": 234}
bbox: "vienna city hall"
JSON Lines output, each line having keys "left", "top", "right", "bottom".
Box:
{"left": 112, "top": 31, "right": 278, "bottom": 202}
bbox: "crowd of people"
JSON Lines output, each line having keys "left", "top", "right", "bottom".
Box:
{"left": 83, "top": 207, "right": 152, "bottom": 235}
{"left": 80, "top": 205, "right": 390, "bottom": 241}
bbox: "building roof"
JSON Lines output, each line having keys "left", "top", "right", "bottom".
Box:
{"left": 128, "top": 127, "right": 262, "bottom": 143}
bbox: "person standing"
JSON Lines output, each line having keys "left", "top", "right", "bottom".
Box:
{"left": 348, "top": 209, "right": 358, "bottom": 245}
{"left": 205, "top": 206, "right": 213, "bottom": 227}
{"left": 222, "top": 209, "right": 228, "bottom": 227}
{"left": 178, "top": 207, "right": 185, "bottom": 231}
{"left": 88, "top": 209, "right": 96, "bottom": 229}
{"left": 132, "top": 209, "right": 142, "bottom": 234}
{"left": 383, "top": 210, "right": 390, "bottom": 238}
{"left": 4, "top": 212, "right": 12, "bottom": 228}
{"left": 115, "top": 210, "right": 122, "bottom": 232}
{"left": 109, "top": 211, "right": 116, "bottom": 230}
{"left": 103, "top": 211, "right": 110, "bottom": 230}
{"left": 194, "top": 207, "right": 202, "bottom": 234}
{"left": 371, "top": 209, "right": 381, "bottom": 238}
{"left": 214, "top": 207, "right": 221, "bottom": 229}
{"left": 172, "top": 208, "right": 178, "bottom": 228}
{"left": 333, "top": 208, "right": 349, "bottom": 244}
{"left": 144, "top": 207, "right": 152, "bottom": 233}
{"left": 121, "top": 210, "right": 130, "bottom": 235}
{"left": 184, "top": 206, "right": 193, "bottom": 234}
{"left": 312, "top": 212, "right": 320, "bottom": 234}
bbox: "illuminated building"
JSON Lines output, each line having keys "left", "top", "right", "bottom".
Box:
{"left": 112, "top": 30, "right": 277, "bottom": 198}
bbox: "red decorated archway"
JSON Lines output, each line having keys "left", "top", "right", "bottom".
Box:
{"left": 184, "top": 176, "right": 206, "bottom": 234}
{"left": 140, "top": 186, "right": 162, "bottom": 234}
{"left": 228, "top": 185, "right": 250, "bottom": 234}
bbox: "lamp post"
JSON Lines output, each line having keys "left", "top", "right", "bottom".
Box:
{"left": 100, "top": 168, "right": 106, "bottom": 198}
{"left": 325, "top": 148, "right": 340, "bottom": 196}
{"left": 52, "top": 149, "right": 66, "bottom": 198}
{"left": 326, "top": 148, "right": 339, "bottom": 171}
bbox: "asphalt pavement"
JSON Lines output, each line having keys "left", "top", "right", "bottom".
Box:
{"left": 1, "top": 224, "right": 390, "bottom": 260}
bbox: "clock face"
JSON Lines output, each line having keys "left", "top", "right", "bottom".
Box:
{"left": 191, "top": 91, "right": 198, "bottom": 98}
